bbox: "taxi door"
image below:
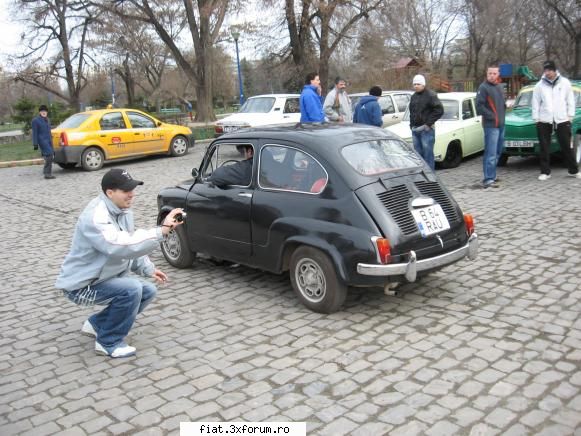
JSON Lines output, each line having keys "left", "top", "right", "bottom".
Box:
{"left": 125, "top": 111, "right": 164, "bottom": 154}
{"left": 97, "top": 111, "right": 133, "bottom": 159}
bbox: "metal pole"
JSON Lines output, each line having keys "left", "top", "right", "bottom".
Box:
{"left": 110, "top": 68, "right": 116, "bottom": 107}
{"left": 234, "top": 37, "right": 244, "bottom": 106}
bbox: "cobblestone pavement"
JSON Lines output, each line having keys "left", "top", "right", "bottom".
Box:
{"left": 1, "top": 146, "right": 580, "bottom": 436}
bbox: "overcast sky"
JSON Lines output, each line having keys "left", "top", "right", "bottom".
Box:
{"left": 0, "top": 1, "right": 22, "bottom": 61}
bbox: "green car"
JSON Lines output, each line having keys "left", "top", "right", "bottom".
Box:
{"left": 501, "top": 81, "right": 581, "bottom": 166}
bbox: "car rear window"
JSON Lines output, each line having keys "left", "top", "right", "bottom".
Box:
{"left": 402, "top": 99, "right": 458, "bottom": 121}
{"left": 513, "top": 91, "right": 532, "bottom": 108}
{"left": 58, "top": 113, "right": 91, "bottom": 129}
{"left": 342, "top": 139, "right": 421, "bottom": 175}
{"left": 240, "top": 97, "right": 275, "bottom": 113}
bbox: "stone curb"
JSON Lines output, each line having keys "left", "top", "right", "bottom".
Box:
{"left": 0, "top": 159, "right": 44, "bottom": 168}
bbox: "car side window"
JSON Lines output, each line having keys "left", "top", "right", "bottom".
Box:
{"left": 284, "top": 98, "right": 300, "bottom": 114}
{"left": 202, "top": 143, "right": 254, "bottom": 182}
{"left": 127, "top": 112, "right": 156, "bottom": 129}
{"left": 99, "top": 112, "right": 126, "bottom": 130}
{"left": 393, "top": 94, "right": 410, "bottom": 112}
{"left": 378, "top": 96, "right": 395, "bottom": 114}
{"left": 462, "top": 100, "right": 475, "bottom": 119}
{"left": 259, "top": 145, "right": 327, "bottom": 194}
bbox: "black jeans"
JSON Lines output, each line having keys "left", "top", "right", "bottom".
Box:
{"left": 536, "top": 121, "right": 578, "bottom": 175}
{"left": 42, "top": 153, "right": 54, "bottom": 176}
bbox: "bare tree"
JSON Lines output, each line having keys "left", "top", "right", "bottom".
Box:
{"left": 542, "top": 0, "right": 581, "bottom": 76}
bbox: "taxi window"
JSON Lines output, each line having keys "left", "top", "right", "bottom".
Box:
{"left": 259, "top": 145, "right": 327, "bottom": 194}
{"left": 99, "top": 112, "right": 126, "bottom": 130}
{"left": 127, "top": 112, "right": 156, "bottom": 128}
{"left": 58, "top": 113, "right": 91, "bottom": 129}
{"left": 342, "top": 139, "right": 421, "bottom": 175}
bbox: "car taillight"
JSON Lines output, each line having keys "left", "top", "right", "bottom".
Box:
{"left": 59, "top": 132, "right": 69, "bottom": 147}
{"left": 215, "top": 125, "right": 223, "bottom": 134}
{"left": 374, "top": 237, "right": 391, "bottom": 264}
{"left": 464, "top": 213, "right": 475, "bottom": 236}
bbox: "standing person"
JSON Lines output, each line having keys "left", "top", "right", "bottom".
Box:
{"left": 31, "top": 104, "right": 55, "bottom": 179}
{"left": 408, "top": 75, "right": 444, "bottom": 170}
{"left": 476, "top": 64, "right": 506, "bottom": 188}
{"left": 55, "top": 168, "right": 185, "bottom": 358}
{"left": 323, "top": 77, "right": 352, "bottom": 123}
{"left": 532, "top": 60, "right": 580, "bottom": 180}
{"left": 300, "top": 72, "right": 325, "bottom": 123}
{"left": 353, "top": 86, "right": 383, "bottom": 127}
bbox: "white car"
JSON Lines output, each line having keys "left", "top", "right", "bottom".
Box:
{"left": 215, "top": 94, "right": 301, "bottom": 136}
{"left": 350, "top": 90, "right": 412, "bottom": 127}
{"left": 385, "top": 92, "right": 484, "bottom": 168}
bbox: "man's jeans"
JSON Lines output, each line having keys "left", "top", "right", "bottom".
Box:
{"left": 483, "top": 126, "right": 505, "bottom": 184}
{"left": 42, "top": 153, "right": 54, "bottom": 176}
{"left": 412, "top": 127, "right": 436, "bottom": 170}
{"left": 65, "top": 277, "right": 157, "bottom": 349}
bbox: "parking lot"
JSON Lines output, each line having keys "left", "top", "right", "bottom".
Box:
{"left": 1, "top": 145, "right": 581, "bottom": 435}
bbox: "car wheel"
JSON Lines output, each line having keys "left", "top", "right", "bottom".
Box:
{"left": 497, "top": 153, "right": 509, "bottom": 167}
{"left": 440, "top": 142, "right": 462, "bottom": 169}
{"left": 81, "top": 147, "right": 104, "bottom": 171}
{"left": 289, "top": 246, "right": 347, "bottom": 314}
{"left": 57, "top": 163, "right": 77, "bottom": 169}
{"left": 170, "top": 135, "right": 189, "bottom": 157}
{"left": 161, "top": 224, "right": 195, "bottom": 268}
{"left": 575, "top": 133, "right": 581, "bottom": 165}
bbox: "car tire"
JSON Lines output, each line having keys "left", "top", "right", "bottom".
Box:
{"left": 170, "top": 135, "right": 189, "bottom": 157}
{"left": 497, "top": 153, "right": 509, "bottom": 167}
{"left": 81, "top": 147, "right": 104, "bottom": 171}
{"left": 440, "top": 142, "right": 462, "bottom": 169}
{"left": 57, "top": 163, "right": 77, "bottom": 169}
{"left": 289, "top": 246, "right": 347, "bottom": 314}
{"left": 161, "top": 224, "right": 195, "bottom": 268}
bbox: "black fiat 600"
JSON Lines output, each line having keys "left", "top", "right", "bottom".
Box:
{"left": 157, "top": 124, "right": 478, "bottom": 313}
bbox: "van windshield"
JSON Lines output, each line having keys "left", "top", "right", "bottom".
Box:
{"left": 239, "top": 97, "right": 276, "bottom": 113}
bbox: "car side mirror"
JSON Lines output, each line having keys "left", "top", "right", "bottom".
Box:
{"left": 156, "top": 121, "right": 162, "bottom": 127}
{"left": 191, "top": 168, "right": 199, "bottom": 178}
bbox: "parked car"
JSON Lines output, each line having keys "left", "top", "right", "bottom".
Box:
{"left": 385, "top": 92, "right": 484, "bottom": 169}
{"left": 51, "top": 108, "right": 194, "bottom": 171}
{"left": 156, "top": 124, "right": 478, "bottom": 313}
{"left": 350, "top": 90, "right": 412, "bottom": 127}
{"left": 214, "top": 94, "right": 301, "bottom": 136}
{"left": 501, "top": 82, "right": 581, "bottom": 166}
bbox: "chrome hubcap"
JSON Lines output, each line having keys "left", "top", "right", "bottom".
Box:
{"left": 173, "top": 138, "right": 187, "bottom": 154}
{"left": 295, "top": 258, "right": 326, "bottom": 303}
{"left": 162, "top": 230, "right": 181, "bottom": 259}
{"left": 85, "top": 150, "right": 102, "bottom": 168}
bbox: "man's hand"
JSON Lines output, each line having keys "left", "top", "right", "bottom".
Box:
{"left": 161, "top": 208, "right": 185, "bottom": 236}
{"left": 152, "top": 269, "right": 168, "bottom": 284}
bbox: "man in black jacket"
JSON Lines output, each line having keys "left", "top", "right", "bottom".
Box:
{"left": 476, "top": 65, "right": 506, "bottom": 188}
{"left": 409, "top": 75, "right": 444, "bottom": 169}
{"left": 208, "top": 145, "right": 254, "bottom": 186}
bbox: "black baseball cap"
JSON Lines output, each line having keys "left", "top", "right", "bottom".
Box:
{"left": 101, "top": 168, "right": 143, "bottom": 192}
{"left": 543, "top": 60, "right": 556, "bottom": 71}
{"left": 39, "top": 105, "right": 48, "bottom": 112}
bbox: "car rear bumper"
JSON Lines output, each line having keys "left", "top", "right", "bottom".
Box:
{"left": 187, "top": 134, "right": 196, "bottom": 147}
{"left": 357, "top": 233, "right": 478, "bottom": 282}
{"left": 54, "top": 146, "right": 85, "bottom": 164}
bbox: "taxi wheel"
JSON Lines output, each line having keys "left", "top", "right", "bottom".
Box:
{"left": 81, "top": 147, "right": 104, "bottom": 171}
{"left": 289, "top": 246, "right": 347, "bottom": 314}
{"left": 161, "top": 224, "right": 195, "bottom": 268}
{"left": 170, "top": 135, "right": 189, "bottom": 157}
{"left": 57, "top": 163, "right": 77, "bottom": 169}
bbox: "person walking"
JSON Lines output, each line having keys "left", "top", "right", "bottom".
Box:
{"left": 323, "top": 77, "right": 352, "bottom": 123}
{"left": 353, "top": 86, "right": 383, "bottom": 127}
{"left": 31, "top": 105, "right": 55, "bottom": 179}
{"left": 299, "top": 72, "right": 325, "bottom": 123}
{"left": 55, "top": 168, "right": 184, "bottom": 358}
{"left": 476, "top": 64, "right": 506, "bottom": 188}
{"left": 532, "top": 60, "right": 580, "bottom": 180}
{"left": 408, "top": 75, "right": 444, "bottom": 170}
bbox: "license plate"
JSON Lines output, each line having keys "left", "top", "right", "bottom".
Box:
{"left": 223, "top": 126, "right": 240, "bottom": 133}
{"left": 411, "top": 204, "right": 450, "bottom": 237}
{"left": 505, "top": 140, "right": 536, "bottom": 148}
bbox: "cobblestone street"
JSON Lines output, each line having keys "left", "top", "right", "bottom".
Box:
{"left": 1, "top": 145, "right": 580, "bottom": 435}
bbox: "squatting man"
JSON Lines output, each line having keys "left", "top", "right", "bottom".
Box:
{"left": 55, "top": 168, "right": 184, "bottom": 358}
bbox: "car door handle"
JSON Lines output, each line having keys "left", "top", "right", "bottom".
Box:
{"left": 238, "top": 192, "right": 252, "bottom": 198}
{"left": 134, "top": 132, "right": 141, "bottom": 135}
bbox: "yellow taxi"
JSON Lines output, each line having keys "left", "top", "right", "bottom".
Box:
{"left": 52, "top": 108, "right": 194, "bottom": 171}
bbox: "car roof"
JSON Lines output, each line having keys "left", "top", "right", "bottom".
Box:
{"left": 437, "top": 92, "right": 476, "bottom": 100}
{"left": 350, "top": 90, "right": 412, "bottom": 97}
{"left": 247, "top": 94, "right": 300, "bottom": 98}
{"left": 73, "top": 108, "right": 145, "bottom": 116}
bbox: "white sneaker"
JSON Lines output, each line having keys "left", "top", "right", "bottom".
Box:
{"left": 567, "top": 172, "right": 581, "bottom": 179}
{"left": 538, "top": 174, "right": 551, "bottom": 181}
{"left": 95, "top": 341, "right": 136, "bottom": 358}
{"left": 81, "top": 320, "right": 97, "bottom": 337}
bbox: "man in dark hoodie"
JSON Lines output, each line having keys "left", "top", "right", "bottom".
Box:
{"left": 353, "top": 86, "right": 383, "bottom": 127}
{"left": 476, "top": 64, "right": 506, "bottom": 188}
{"left": 31, "top": 104, "right": 55, "bottom": 179}
{"left": 409, "top": 75, "right": 443, "bottom": 169}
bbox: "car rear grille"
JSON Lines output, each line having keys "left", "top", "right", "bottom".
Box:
{"left": 415, "top": 181, "right": 459, "bottom": 223}
{"left": 377, "top": 185, "right": 417, "bottom": 235}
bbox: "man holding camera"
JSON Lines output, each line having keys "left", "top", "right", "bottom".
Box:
{"left": 55, "top": 168, "right": 184, "bottom": 358}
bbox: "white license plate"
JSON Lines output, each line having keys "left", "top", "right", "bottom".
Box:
{"left": 411, "top": 204, "right": 450, "bottom": 237}
{"left": 223, "top": 126, "right": 240, "bottom": 133}
{"left": 505, "top": 140, "right": 535, "bottom": 148}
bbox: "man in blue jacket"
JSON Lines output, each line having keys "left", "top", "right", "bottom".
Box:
{"left": 31, "top": 105, "right": 55, "bottom": 179}
{"left": 299, "top": 72, "right": 325, "bottom": 123}
{"left": 353, "top": 86, "right": 383, "bottom": 127}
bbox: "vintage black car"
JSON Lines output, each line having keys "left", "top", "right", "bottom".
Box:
{"left": 157, "top": 124, "right": 478, "bottom": 313}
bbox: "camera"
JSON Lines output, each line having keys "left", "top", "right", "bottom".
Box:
{"left": 174, "top": 212, "right": 187, "bottom": 223}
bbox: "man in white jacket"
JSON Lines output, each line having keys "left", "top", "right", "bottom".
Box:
{"left": 532, "top": 60, "right": 580, "bottom": 180}
{"left": 323, "top": 77, "right": 353, "bottom": 123}
{"left": 56, "top": 169, "right": 184, "bottom": 358}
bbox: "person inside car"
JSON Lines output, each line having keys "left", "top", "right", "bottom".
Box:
{"left": 208, "top": 145, "right": 254, "bottom": 187}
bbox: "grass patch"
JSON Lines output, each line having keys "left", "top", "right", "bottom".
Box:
{"left": 0, "top": 140, "right": 39, "bottom": 162}
{"left": 193, "top": 126, "right": 215, "bottom": 140}
{"left": 0, "top": 123, "right": 24, "bottom": 133}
